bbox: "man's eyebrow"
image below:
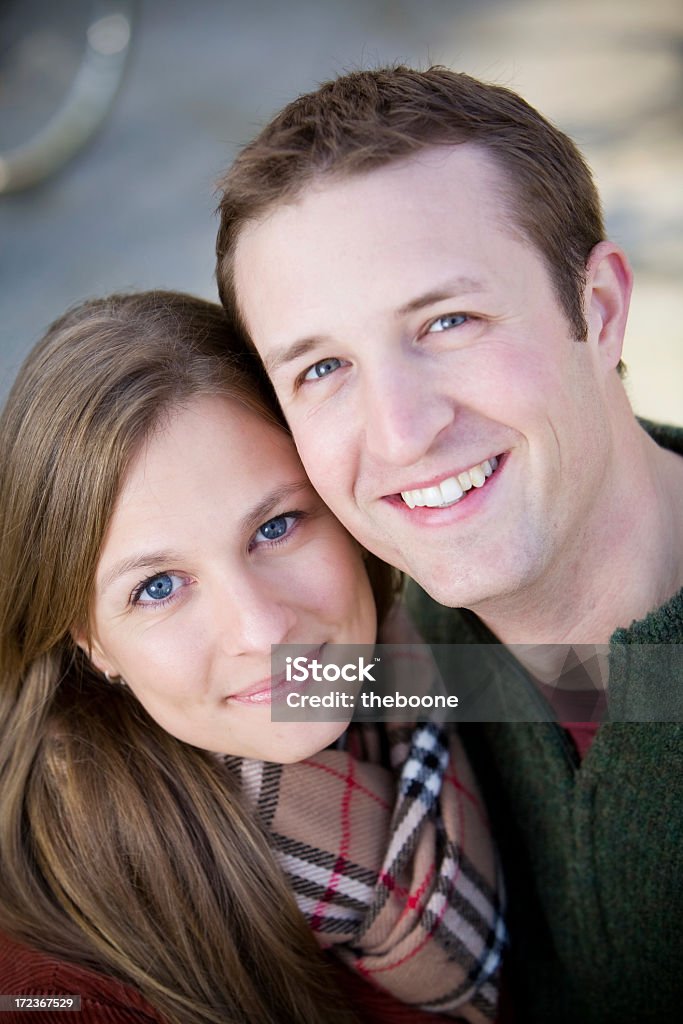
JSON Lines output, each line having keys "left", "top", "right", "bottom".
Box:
{"left": 264, "top": 337, "right": 325, "bottom": 377}
{"left": 264, "top": 276, "right": 486, "bottom": 375}
{"left": 100, "top": 551, "right": 183, "bottom": 594}
{"left": 396, "top": 277, "right": 487, "bottom": 317}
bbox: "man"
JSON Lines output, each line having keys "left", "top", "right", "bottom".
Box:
{"left": 215, "top": 67, "right": 683, "bottom": 1022}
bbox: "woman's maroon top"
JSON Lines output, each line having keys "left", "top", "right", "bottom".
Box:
{"left": 0, "top": 931, "right": 459, "bottom": 1023}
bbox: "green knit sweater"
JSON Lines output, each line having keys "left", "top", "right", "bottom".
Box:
{"left": 406, "top": 422, "right": 683, "bottom": 1023}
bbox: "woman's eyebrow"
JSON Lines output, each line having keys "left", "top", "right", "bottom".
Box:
{"left": 99, "top": 482, "right": 313, "bottom": 593}
{"left": 241, "top": 480, "right": 312, "bottom": 534}
{"left": 100, "top": 550, "right": 182, "bottom": 594}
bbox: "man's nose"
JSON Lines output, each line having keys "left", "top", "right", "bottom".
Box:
{"left": 362, "top": 362, "right": 454, "bottom": 466}
{"left": 219, "top": 576, "right": 297, "bottom": 656}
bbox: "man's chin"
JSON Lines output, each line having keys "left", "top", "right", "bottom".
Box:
{"left": 403, "top": 557, "right": 528, "bottom": 612}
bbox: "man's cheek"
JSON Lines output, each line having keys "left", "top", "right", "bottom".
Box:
{"left": 309, "top": 453, "right": 352, "bottom": 512}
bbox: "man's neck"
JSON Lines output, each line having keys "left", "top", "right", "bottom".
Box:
{"left": 471, "top": 419, "right": 683, "bottom": 646}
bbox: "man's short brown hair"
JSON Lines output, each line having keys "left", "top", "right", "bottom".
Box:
{"left": 216, "top": 65, "right": 606, "bottom": 343}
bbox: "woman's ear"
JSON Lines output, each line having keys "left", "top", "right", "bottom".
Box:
{"left": 71, "top": 627, "right": 116, "bottom": 679}
{"left": 583, "top": 241, "right": 633, "bottom": 372}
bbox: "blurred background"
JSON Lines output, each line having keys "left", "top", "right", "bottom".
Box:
{"left": 1, "top": 0, "right": 681, "bottom": 422}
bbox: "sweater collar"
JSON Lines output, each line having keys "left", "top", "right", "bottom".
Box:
{"left": 610, "top": 585, "right": 683, "bottom": 645}
{"left": 610, "top": 419, "right": 683, "bottom": 646}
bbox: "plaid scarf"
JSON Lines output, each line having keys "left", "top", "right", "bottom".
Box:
{"left": 223, "top": 721, "right": 505, "bottom": 1021}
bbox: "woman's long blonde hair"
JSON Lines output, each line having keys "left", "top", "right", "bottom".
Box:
{"left": 0, "top": 292, "right": 397, "bottom": 1024}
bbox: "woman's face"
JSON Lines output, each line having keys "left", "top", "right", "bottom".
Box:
{"left": 83, "top": 394, "right": 376, "bottom": 761}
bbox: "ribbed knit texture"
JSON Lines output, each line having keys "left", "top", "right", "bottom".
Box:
{"left": 405, "top": 421, "right": 683, "bottom": 1024}
{"left": 0, "top": 932, "right": 461, "bottom": 1023}
{"left": 0, "top": 932, "right": 163, "bottom": 1022}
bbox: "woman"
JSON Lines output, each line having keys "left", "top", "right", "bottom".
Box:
{"left": 0, "top": 292, "right": 503, "bottom": 1023}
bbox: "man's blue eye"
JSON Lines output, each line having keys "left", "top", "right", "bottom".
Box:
{"left": 427, "top": 313, "right": 468, "bottom": 332}
{"left": 142, "top": 574, "right": 175, "bottom": 601}
{"left": 303, "top": 357, "right": 342, "bottom": 381}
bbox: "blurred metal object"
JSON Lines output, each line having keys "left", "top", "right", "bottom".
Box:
{"left": 0, "top": 1, "right": 136, "bottom": 194}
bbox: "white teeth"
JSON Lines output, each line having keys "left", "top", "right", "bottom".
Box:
{"left": 439, "top": 476, "right": 464, "bottom": 504}
{"left": 400, "top": 456, "right": 500, "bottom": 509}
{"left": 422, "top": 485, "right": 442, "bottom": 505}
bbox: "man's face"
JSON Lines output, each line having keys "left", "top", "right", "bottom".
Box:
{"left": 234, "top": 145, "right": 615, "bottom": 610}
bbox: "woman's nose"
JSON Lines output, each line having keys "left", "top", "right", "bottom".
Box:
{"left": 218, "top": 576, "right": 298, "bottom": 656}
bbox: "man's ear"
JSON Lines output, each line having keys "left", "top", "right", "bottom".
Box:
{"left": 583, "top": 241, "right": 633, "bottom": 371}
{"left": 71, "top": 627, "right": 115, "bottom": 679}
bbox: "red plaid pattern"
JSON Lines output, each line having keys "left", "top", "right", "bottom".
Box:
{"left": 223, "top": 722, "right": 505, "bottom": 1021}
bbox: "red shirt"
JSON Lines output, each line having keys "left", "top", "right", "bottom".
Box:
{"left": 0, "top": 932, "right": 457, "bottom": 1024}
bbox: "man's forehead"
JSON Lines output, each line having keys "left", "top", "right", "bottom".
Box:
{"left": 235, "top": 144, "right": 526, "bottom": 279}
{"left": 281, "top": 143, "right": 508, "bottom": 215}
{"left": 231, "top": 142, "right": 555, "bottom": 370}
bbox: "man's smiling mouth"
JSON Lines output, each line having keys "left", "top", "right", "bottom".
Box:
{"left": 399, "top": 455, "right": 500, "bottom": 509}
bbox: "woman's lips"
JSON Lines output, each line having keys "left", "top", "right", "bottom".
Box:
{"left": 228, "top": 645, "right": 324, "bottom": 705}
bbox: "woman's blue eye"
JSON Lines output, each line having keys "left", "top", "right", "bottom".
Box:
{"left": 427, "top": 313, "right": 468, "bottom": 333}
{"left": 137, "top": 573, "right": 180, "bottom": 604}
{"left": 303, "top": 357, "right": 342, "bottom": 381}
{"left": 253, "top": 514, "right": 298, "bottom": 546}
